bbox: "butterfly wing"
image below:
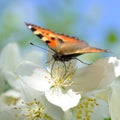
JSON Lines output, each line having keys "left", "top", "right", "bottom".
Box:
{"left": 25, "top": 22, "right": 108, "bottom": 56}
{"left": 56, "top": 34, "right": 108, "bottom": 55}
{"left": 56, "top": 34, "right": 88, "bottom": 55}
{"left": 25, "top": 23, "right": 88, "bottom": 53}
{"left": 25, "top": 22, "right": 61, "bottom": 52}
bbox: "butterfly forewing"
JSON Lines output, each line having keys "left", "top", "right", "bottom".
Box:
{"left": 25, "top": 22, "right": 59, "bottom": 51}
{"left": 25, "top": 23, "right": 88, "bottom": 54}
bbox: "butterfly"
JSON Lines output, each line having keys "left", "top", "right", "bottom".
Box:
{"left": 25, "top": 22, "right": 108, "bottom": 63}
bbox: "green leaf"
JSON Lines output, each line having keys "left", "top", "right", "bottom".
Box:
{"left": 104, "top": 117, "right": 111, "bottom": 120}
{"left": 107, "top": 32, "right": 117, "bottom": 44}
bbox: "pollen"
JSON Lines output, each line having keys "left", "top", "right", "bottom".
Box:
{"left": 75, "top": 97, "right": 99, "bottom": 120}
{"left": 46, "top": 61, "right": 75, "bottom": 90}
{"left": 13, "top": 98, "right": 52, "bottom": 120}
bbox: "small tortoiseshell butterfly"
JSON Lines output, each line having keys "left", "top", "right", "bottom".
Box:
{"left": 25, "top": 22, "right": 108, "bottom": 63}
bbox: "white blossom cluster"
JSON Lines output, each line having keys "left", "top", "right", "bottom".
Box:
{"left": 0, "top": 43, "right": 120, "bottom": 120}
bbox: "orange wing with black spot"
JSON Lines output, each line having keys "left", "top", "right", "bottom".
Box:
{"left": 25, "top": 22, "right": 109, "bottom": 55}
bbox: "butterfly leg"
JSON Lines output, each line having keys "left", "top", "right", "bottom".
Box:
{"left": 50, "top": 60, "right": 56, "bottom": 77}
{"left": 62, "top": 61, "right": 67, "bottom": 77}
{"left": 73, "top": 57, "right": 91, "bottom": 65}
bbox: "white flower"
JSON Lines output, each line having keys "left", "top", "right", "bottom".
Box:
{"left": 109, "top": 57, "right": 120, "bottom": 77}
{"left": 0, "top": 43, "right": 43, "bottom": 89}
{"left": 0, "top": 43, "right": 44, "bottom": 106}
{"left": 69, "top": 57, "right": 116, "bottom": 93}
{"left": 0, "top": 80, "right": 64, "bottom": 120}
{"left": 15, "top": 56, "right": 117, "bottom": 112}
{"left": 69, "top": 57, "right": 119, "bottom": 120}
{"left": 16, "top": 61, "right": 81, "bottom": 111}
{"left": 0, "top": 43, "right": 43, "bottom": 91}
{"left": 80, "top": 57, "right": 120, "bottom": 120}
{"left": 108, "top": 58, "right": 120, "bottom": 120}
{"left": 108, "top": 77, "right": 120, "bottom": 120}
{"left": 0, "top": 43, "right": 20, "bottom": 94}
{"left": 75, "top": 57, "right": 120, "bottom": 120}
{"left": 64, "top": 96, "right": 110, "bottom": 120}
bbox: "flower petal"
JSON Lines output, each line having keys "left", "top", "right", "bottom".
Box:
{"left": 18, "top": 80, "right": 64, "bottom": 120}
{"left": 5, "top": 71, "right": 22, "bottom": 90}
{"left": 45, "top": 89, "right": 81, "bottom": 111}
{"left": 70, "top": 57, "right": 116, "bottom": 93}
{"left": 23, "top": 50, "right": 44, "bottom": 66}
{"left": 91, "top": 99, "right": 110, "bottom": 120}
{"left": 0, "top": 43, "right": 21, "bottom": 71}
{"left": 108, "top": 77, "right": 120, "bottom": 120}
{"left": 109, "top": 57, "right": 120, "bottom": 77}
{"left": 16, "top": 61, "right": 51, "bottom": 91}
{"left": 41, "top": 96, "right": 64, "bottom": 120}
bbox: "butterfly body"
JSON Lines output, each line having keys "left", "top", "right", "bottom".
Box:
{"left": 25, "top": 22, "right": 108, "bottom": 62}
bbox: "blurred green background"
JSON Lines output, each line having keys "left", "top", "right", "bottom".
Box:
{"left": 0, "top": 0, "right": 120, "bottom": 58}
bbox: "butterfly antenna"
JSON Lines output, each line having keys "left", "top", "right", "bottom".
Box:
{"left": 73, "top": 57, "right": 91, "bottom": 65}
{"left": 29, "top": 42, "right": 54, "bottom": 54}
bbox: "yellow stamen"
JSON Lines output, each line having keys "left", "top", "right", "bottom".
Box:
{"left": 13, "top": 98, "right": 52, "bottom": 120}
{"left": 74, "top": 97, "right": 99, "bottom": 120}
{"left": 46, "top": 61, "right": 75, "bottom": 90}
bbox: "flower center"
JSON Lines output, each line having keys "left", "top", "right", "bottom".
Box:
{"left": 46, "top": 61, "right": 75, "bottom": 90}
{"left": 75, "top": 97, "right": 99, "bottom": 120}
{"left": 13, "top": 98, "right": 52, "bottom": 120}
